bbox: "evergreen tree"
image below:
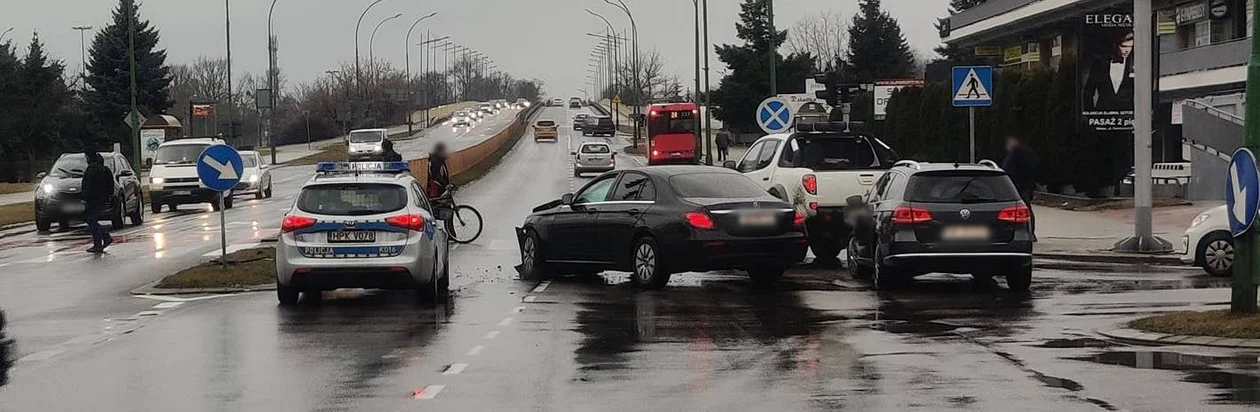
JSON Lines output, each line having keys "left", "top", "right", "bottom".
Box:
{"left": 13, "top": 34, "right": 71, "bottom": 163}
{"left": 84, "top": 0, "right": 172, "bottom": 153}
{"left": 711, "top": 0, "right": 815, "bottom": 133}
{"left": 934, "top": 0, "right": 988, "bottom": 63}
{"left": 0, "top": 42, "right": 20, "bottom": 160}
{"left": 0, "top": 309, "right": 11, "bottom": 388}
{"left": 845, "top": 0, "right": 915, "bottom": 83}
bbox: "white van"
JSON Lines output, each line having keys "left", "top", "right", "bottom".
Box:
{"left": 148, "top": 138, "right": 234, "bottom": 213}
{"left": 348, "top": 128, "right": 388, "bottom": 160}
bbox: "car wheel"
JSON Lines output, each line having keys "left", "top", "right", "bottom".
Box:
{"left": 847, "top": 238, "right": 873, "bottom": 279}
{"left": 520, "top": 229, "right": 552, "bottom": 280}
{"left": 255, "top": 190, "right": 264, "bottom": 200}
{"left": 1199, "top": 232, "right": 1234, "bottom": 277}
{"left": 749, "top": 266, "right": 785, "bottom": 288}
{"left": 129, "top": 197, "right": 144, "bottom": 226}
{"left": 36, "top": 218, "right": 51, "bottom": 232}
{"left": 1006, "top": 266, "right": 1032, "bottom": 293}
{"left": 264, "top": 183, "right": 273, "bottom": 198}
{"left": 224, "top": 193, "right": 234, "bottom": 209}
{"left": 872, "top": 242, "right": 906, "bottom": 290}
{"left": 151, "top": 201, "right": 162, "bottom": 214}
{"left": 58, "top": 219, "right": 72, "bottom": 231}
{"left": 277, "top": 284, "right": 299, "bottom": 305}
{"left": 211, "top": 198, "right": 222, "bottom": 211}
{"left": 167, "top": 203, "right": 177, "bottom": 212}
{"left": 111, "top": 199, "right": 126, "bottom": 229}
{"left": 630, "top": 236, "right": 670, "bottom": 289}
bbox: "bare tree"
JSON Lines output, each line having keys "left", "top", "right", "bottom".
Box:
{"left": 616, "top": 49, "right": 669, "bottom": 105}
{"left": 787, "top": 11, "right": 849, "bottom": 70}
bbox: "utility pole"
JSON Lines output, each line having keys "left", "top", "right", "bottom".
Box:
{"left": 266, "top": 0, "right": 278, "bottom": 164}
{"left": 702, "top": 0, "right": 713, "bottom": 166}
{"left": 225, "top": 0, "right": 234, "bottom": 146}
{"left": 692, "top": 0, "right": 702, "bottom": 165}
{"left": 405, "top": 12, "right": 437, "bottom": 136}
{"left": 72, "top": 26, "right": 92, "bottom": 87}
{"left": 1234, "top": 0, "right": 1260, "bottom": 313}
{"left": 767, "top": 0, "right": 776, "bottom": 96}
{"left": 127, "top": 3, "right": 140, "bottom": 172}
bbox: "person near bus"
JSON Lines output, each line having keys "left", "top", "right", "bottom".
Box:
{"left": 715, "top": 128, "right": 731, "bottom": 161}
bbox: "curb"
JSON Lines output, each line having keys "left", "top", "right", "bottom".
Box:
{"left": 1034, "top": 251, "right": 1187, "bottom": 266}
{"left": 1098, "top": 328, "right": 1260, "bottom": 349}
{"left": 130, "top": 279, "right": 276, "bottom": 296}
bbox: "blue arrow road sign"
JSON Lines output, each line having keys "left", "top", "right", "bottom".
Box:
{"left": 756, "top": 97, "right": 793, "bottom": 134}
{"left": 952, "top": 66, "right": 993, "bottom": 107}
{"left": 1227, "top": 148, "right": 1260, "bottom": 237}
{"left": 197, "top": 144, "right": 243, "bottom": 192}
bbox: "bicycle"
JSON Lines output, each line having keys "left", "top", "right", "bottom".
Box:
{"left": 432, "top": 185, "right": 483, "bottom": 244}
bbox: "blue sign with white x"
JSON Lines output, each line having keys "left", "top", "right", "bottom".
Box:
{"left": 196, "top": 144, "right": 244, "bottom": 192}
{"left": 756, "top": 97, "right": 793, "bottom": 134}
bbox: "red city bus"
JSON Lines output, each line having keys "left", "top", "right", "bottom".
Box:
{"left": 645, "top": 102, "right": 698, "bottom": 165}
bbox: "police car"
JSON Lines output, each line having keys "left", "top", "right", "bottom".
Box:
{"left": 275, "top": 162, "right": 450, "bottom": 304}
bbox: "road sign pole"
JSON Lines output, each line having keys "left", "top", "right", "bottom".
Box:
{"left": 219, "top": 195, "right": 228, "bottom": 266}
{"left": 1234, "top": 0, "right": 1260, "bottom": 314}
{"left": 969, "top": 107, "right": 976, "bottom": 163}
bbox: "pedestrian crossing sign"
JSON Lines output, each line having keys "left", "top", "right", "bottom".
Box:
{"left": 952, "top": 66, "right": 993, "bottom": 107}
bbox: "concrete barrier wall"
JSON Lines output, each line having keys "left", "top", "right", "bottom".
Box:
{"left": 407, "top": 104, "right": 541, "bottom": 184}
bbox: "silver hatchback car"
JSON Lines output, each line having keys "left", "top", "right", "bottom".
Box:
{"left": 572, "top": 142, "right": 616, "bottom": 177}
{"left": 275, "top": 162, "right": 450, "bottom": 304}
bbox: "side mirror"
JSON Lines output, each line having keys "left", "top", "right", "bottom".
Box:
{"left": 118, "top": 169, "right": 135, "bottom": 177}
{"left": 846, "top": 195, "right": 865, "bottom": 207}
{"left": 722, "top": 161, "right": 737, "bottom": 170}
{"left": 561, "top": 193, "right": 574, "bottom": 205}
{"left": 35, "top": 172, "right": 47, "bottom": 179}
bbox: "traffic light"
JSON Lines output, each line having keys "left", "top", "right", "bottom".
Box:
{"left": 813, "top": 71, "right": 838, "bottom": 106}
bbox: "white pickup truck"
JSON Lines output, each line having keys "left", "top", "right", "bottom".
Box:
{"left": 725, "top": 128, "right": 898, "bottom": 260}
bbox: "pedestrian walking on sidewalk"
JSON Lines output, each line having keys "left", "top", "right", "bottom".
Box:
{"left": 715, "top": 127, "right": 731, "bottom": 162}
{"left": 81, "top": 151, "right": 115, "bottom": 253}
{"left": 1002, "top": 134, "right": 1039, "bottom": 238}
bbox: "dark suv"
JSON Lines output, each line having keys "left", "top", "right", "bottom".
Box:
{"left": 34, "top": 152, "right": 145, "bottom": 232}
{"left": 583, "top": 116, "right": 615, "bottom": 137}
{"left": 846, "top": 161, "right": 1033, "bottom": 291}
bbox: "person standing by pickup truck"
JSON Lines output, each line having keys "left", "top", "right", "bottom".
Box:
{"left": 1003, "top": 134, "right": 1039, "bottom": 238}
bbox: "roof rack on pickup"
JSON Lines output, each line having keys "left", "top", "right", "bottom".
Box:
{"left": 977, "top": 159, "right": 1001, "bottom": 169}
{"left": 794, "top": 121, "right": 868, "bottom": 133}
{"left": 892, "top": 160, "right": 921, "bottom": 169}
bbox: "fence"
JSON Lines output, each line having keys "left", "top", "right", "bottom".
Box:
{"left": 407, "top": 103, "right": 540, "bottom": 184}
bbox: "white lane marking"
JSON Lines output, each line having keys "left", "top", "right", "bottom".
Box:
{"left": 151, "top": 302, "right": 184, "bottom": 309}
{"left": 512, "top": 306, "right": 526, "bottom": 313}
{"left": 523, "top": 296, "right": 537, "bottom": 303}
{"left": 482, "top": 330, "right": 500, "bottom": 340}
{"left": 133, "top": 294, "right": 235, "bottom": 303}
{"left": 467, "top": 345, "right": 484, "bottom": 356}
{"left": 498, "top": 317, "right": 514, "bottom": 326}
{"left": 451, "top": 243, "right": 460, "bottom": 251}
{"left": 443, "top": 363, "right": 468, "bottom": 375}
{"left": 19, "top": 350, "right": 63, "bottom": 362}
{"left": 413, "top": 385, "right": 445, "bottom": 399}
{"left": 531, "top": 280, "right": 551, "bottom": 293}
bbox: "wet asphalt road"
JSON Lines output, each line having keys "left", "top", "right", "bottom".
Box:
{"left": 1, "top": 106, "right": 1258, "bottom": 411}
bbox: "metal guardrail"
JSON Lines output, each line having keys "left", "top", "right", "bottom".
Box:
{"left": 1184, "top": 98, "right": 1244, "bottom": 125}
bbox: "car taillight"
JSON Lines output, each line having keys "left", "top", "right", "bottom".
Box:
{"left": 809, "top": 202, "right": 818, "bottom": 211}
{"left": 892, "top": 206, "right": 932, "bottom": 224}
{"left": 802, "top": 174, "right": 818, "bottom": 195}
{"left": 386, "top": 214, "right": 426, "bottom": 231}
{"left": 281, "top": 215, "right": 317, "bottom": 233}
{"left": 998, "top": 205, "right": 1031, "bottom": 223}
{"left": 685, "top": 211, "right": 715, "bottom": 230}
{"left": 793, "top": 211, "right": 805, "bottom": 228}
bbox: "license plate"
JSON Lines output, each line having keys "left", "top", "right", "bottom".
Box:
{"left": 61, "top": 203, "right": 85, "bottom": 213}
{"left": 739, "top": 212, "right": 777, "bottom": 227}
{"left": 670, "top": 152, "right": 683, "bottom": 157}
{"left": 943, "top": 225, "right": 990, "bottom": 240}
{"left": 172, "top": 190, "right": 192, "bottom": 196}
{"left": 328, "top": 231, "right": 376, "bottom": 243}
{"left": 586, "top": 156, "right": 604, "bottom": 162}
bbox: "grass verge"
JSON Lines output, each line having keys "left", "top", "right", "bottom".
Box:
{"left": 622, "top": 145, "right": 645, "bottom": 156}
{"left": 286, "top": 143, "right": 348, "bottom": 166}
{"left": 155, "top": 247, "right": 275, "bottom": 289}
{"left": 0, "top": 183, "right": 33, "bottom": 196}
{"left": 1130, "top": 310, "right": 1260, "bottom": 339}
{"left": 0, "top": 202, "right": 34, "bottom": 227}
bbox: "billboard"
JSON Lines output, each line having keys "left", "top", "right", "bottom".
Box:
{"left": 874, "top": 79, "right": 924, "bottom": 119}
{"left": 1080, "top": 12, "right": 1135, "bottom": 132}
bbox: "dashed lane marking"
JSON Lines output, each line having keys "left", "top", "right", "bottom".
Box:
{"left": 523, "top": 296, "right": 537, "bottom": 303}
{"left": 413, "top": 385, "right": 445, "bottom": 399}
{"left": 151, "top": 302, "right": 184, "bottom": 309}
{"left": 482, "top": 330, "right": 500, "bottom": 340}
{"left": 498, "top": 317, "right": 514, "bottom": 326}
{"left": 133, "top": 294, "right": 235, "bottom": 303}
{"left": 443, "top": 363, "right": 468, "bottom": 375}
{"left": 531, "top": 280, "right": 551, "bottom": 293}
{"left": 467, "top": 345, "right": 484, "bottom": 356}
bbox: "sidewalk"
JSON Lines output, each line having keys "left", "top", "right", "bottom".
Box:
{"left": 1034, "top": 201, "right": 1218, "bottom": 263}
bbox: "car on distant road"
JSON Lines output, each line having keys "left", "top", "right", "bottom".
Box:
{"left": 846, "top": 161, "right": 1034, "bottom": 291}
{"left": 569, "top": 97, "right": 583, "bottom": 109}
{"left": 232, "top": 150, "right": 273, "bottom": 200}
{"left": 1182, "top": 204, "right": 1231, "bottom": 276}
{"left": 451, "top": 111, "right": 474, "bottom": 127}
{"left": 573, "top": 113, "right": 590, "bottom": 131}
{"left": 572, "top": 142, "right": 616, "bottom": 177}
{"left": 534, "top": 119, "right": 559, "bottom": 142}
{"left": 551, "top": 98, "right": 564, "bottom": 107}
{"left": 347, "top": 128, "right": 388, "bottom": 161}
{"left": 275, "top": 162, "right": 450, "bottom": 305}
{"left": 34, "top": 152, "right": 144, "bottom": 232}
{"left": 516, "top": 98, "right": 531, "bottom": 108}
{"left": 516, "top": 166, "right": 807, "bottom": 289}
{"left": 583, "top": 116, "right": 615, "bottom": 137}
{"left": 148, "top": 138, "right": 235, "bottom": 212}
{"left": 477, "top": 102, "right": 497, "bottom": 116}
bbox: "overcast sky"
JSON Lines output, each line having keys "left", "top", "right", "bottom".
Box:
{"left": 7, "top": 0, "right": 950, "bottom": 97}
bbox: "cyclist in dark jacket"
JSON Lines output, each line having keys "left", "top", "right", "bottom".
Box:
{"left": 379, "top": 139, "right": 403, "bottom": 162}
{"left": 427, "top": 142, "right": 451, "bottom": 198}
{"left": 81, "top": 151, "right": 115, "bottom": 253}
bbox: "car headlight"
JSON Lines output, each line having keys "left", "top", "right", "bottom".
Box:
{"left": 248, "top": 174, "right": 260, "bottom": 183}
{"left": 150, "top": 177, "right": 165, "bottom": 185}
{"left": 1190, "top": 212, "right": 1212, "bottom": 228}
{"left": 40, "top": 183, "right": 55, "bottom": 194}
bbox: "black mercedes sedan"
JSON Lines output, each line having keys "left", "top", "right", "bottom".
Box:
{"left": 517, "top": 166, "right": 808, "bottom": 289}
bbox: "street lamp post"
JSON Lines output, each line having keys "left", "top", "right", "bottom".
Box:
{"left": 225, "top": 0, "right": 234, "bottom": 148}
{"left": 691, "top": 0, "right": 702, "bottom": 164}
{"left": 602, "top": 0, "right": 641, "bottom": 147}
{"left": 702, "top": 0, "right": 713, "bottom": 165}
{"left": 767, "top": 0, "right": 776, "bottom": 95}
{"left": 266, "top": 0, "right": 278, "bottom": 164}
{"left": 354, "top": 0, "right": 388, "bottom": 98}
{"left": 369, "top": 13, "right": 402, "bottom": 66}
{"left": 419, "top": 35, "right": 449, "bottom": 125}
{"left": 404, "top": 12, "right": 438, "bottom": 135}
{"left": 71, "top": 26, "right": 92, "bottom": 87}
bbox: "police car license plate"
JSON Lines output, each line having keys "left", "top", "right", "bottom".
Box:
{"left": 328, "top": 231, "right": 376, "bottom": 243}
{"left": 943, "top": 225, "right": 990, "bottom": 240}
{"left": 739, "top": 212, "right": 777, "bottom": 227}
{"left": 172, "top": 190, "right": 192, "bottom": 196}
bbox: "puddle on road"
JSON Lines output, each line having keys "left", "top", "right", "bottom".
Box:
{"left": 1072, "top": 351, "right": 1260, "bottom": 404}
{"left": 1036, "top": 337, "right": 1117, "bottom": 348}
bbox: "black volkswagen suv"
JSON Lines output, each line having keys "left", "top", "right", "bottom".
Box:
{"left": 846, "top": 161, "right": 1033, "bottom": 291}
